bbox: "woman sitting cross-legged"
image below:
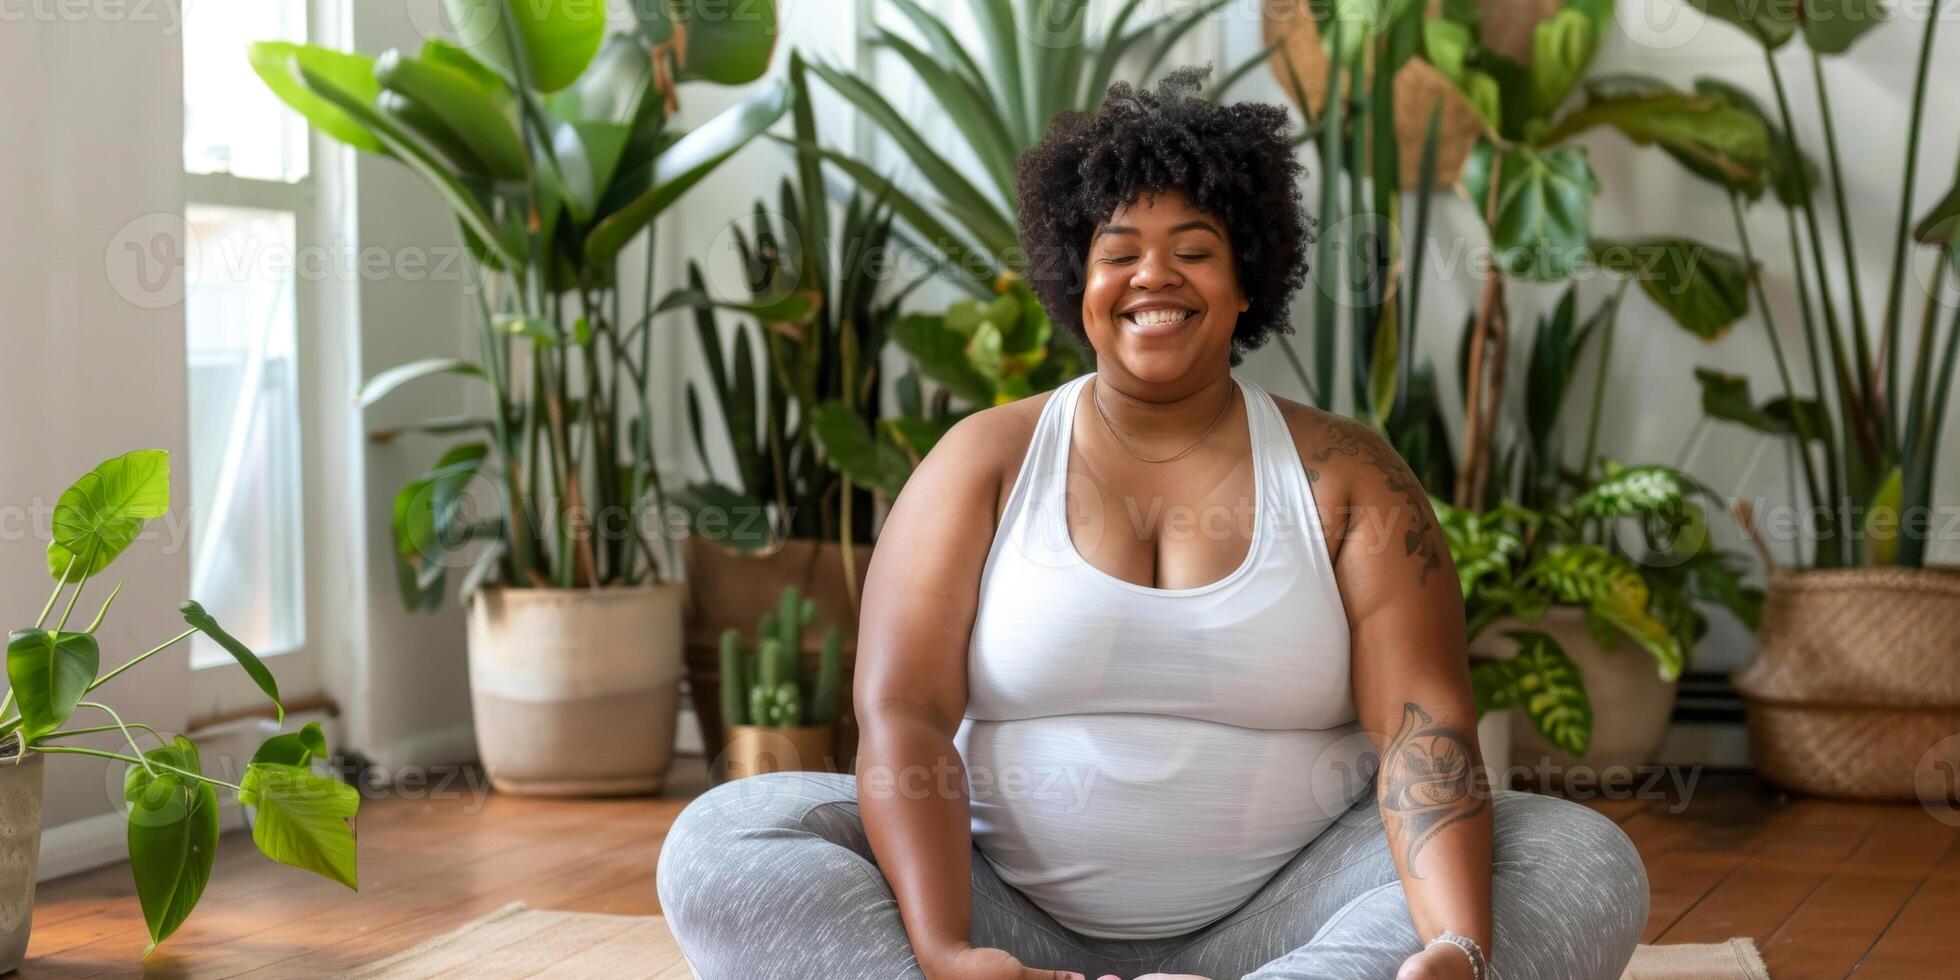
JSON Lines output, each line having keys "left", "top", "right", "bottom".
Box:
{"left": 657, "top": 65, "right": 1648, "bottom": 980}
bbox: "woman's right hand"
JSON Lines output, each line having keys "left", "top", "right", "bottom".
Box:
{"left": 921, "top": 943, "right": 1087, "bottom": 980}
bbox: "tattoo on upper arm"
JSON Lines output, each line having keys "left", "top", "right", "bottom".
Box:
{"left": 1311, "top": 419, "right": 1442, "bottom": 585}
{"left": 1378, "top": 702, "right": 1486, "bottom": 877}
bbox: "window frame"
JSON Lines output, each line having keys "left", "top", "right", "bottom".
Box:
{"left": 181, "top": 0, "right": 348, "bottom": 722}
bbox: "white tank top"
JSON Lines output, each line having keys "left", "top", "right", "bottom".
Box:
{"left": 953, "top": 371, "right": 1372, "bottom": 941}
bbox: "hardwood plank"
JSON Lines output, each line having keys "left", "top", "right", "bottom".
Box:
{"left": 1759, "top": 872, "right": 1918, "bottom": 980}
{"left": 1655, "top": 860, "right": 1825, "bottom": 947}
{"left": 18, "top": 757, "right": 1960, "bottom": 977}
{"left": 1850, "top": 876, "right": 1960, "bottom": 975}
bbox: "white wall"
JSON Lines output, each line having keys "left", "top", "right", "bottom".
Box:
{"left": 0, "top": 8, "right": 192, "bottom": 828}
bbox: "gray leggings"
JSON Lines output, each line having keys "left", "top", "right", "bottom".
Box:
{"left": 656, "top": 772, "right": 1646, "bottom": 979}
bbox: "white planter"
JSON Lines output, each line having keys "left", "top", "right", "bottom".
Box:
{"left": 1472, "top": 607, "right": 1679, "bottom": 776}
{"left": 1, "top": 744, "right": 44, "bottom": 973}
{"left": 467, "top": 584, "right": 686, "bottom": 797}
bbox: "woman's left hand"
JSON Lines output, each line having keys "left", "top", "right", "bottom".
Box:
{"left": 1396, "top": 943, "right": 1476, "bottom": 980}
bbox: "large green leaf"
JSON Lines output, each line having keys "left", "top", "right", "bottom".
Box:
{"left": 6, "top": 629, "right": 99, "bottom": 741}
{"left": 124, "top": 737, "right": 219, "bottom": 954}
{"left": 1691, "top": 367, "right": 1832, "bottom": 442}
{"left": 668, "top": 482, "right": 776, "bottom": 553}
{"left": 373, "top": 48, "right": 527, "bottom": 180}
{"left": 47, "top": 449, "right": 170, "bottom": 579}
{"left": 442, "top": 0, "right": 605, "bottom": 93}
{"left": 392, "top": 443, "right": 492, "bottom": 581}
{"left": 890, "top": 313, "right": 998, "bottom": 406}
{"left": 239, "top": 762, "right": 359, "bottom": 890}
{"left": 585, "top": 80, "right": 791, "bottom": 265}
{"left": 291, "top": 60, "right": 521, "bottom": 266}
{"left": 810, "top": 401, "right": 911, "bottom": 498}
{"left": 1688, "top": 0, "right": 1800, "bottom": 48}
{"left": 180, "top": 602, "right": 283, "bottom": 725}
{"left": 633, "top": 0, "right": 781, "bottom": 85}
{"left": 1463, "top": 143, "right": 1598, "bottom": 281}
{"left": 1800, "top": 0, "right": 1886, "bottom": 54}
{"left": 248, "top": 43, "right": 387, "bottom": 155}
{"left": 1593, "top": 238, "right": 1753, "bottom": 339}
{"left": 1684, "top": 78, "right": 1817, "bottom": 205}
{"left": 1548, "top": 78, "right": 1771, "bottom": 189}
{"left": 1504, "top": 630, "right": 1593, "bottom": 756}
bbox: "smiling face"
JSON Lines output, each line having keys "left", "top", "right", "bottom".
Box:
{"left": 1080, "top": 186, "right": 1249, "bottom": 387}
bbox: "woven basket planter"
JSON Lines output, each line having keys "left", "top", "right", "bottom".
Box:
{"left": 1733, "top": 566, "right": 1960, "bottom": 801}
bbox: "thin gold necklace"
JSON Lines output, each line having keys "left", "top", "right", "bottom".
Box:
{"left": 1090, "top": 377, "right": 1236, "bottom": 464}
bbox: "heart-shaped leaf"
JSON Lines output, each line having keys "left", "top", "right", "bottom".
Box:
{"left": 240, "top": 762, "right": 360, "bottom": 890}
{"left": 125, "top": 737, "right": 219, "bottom": 954}
{"left": 47, "top": 450, "right": 171, "bottom": 580}
{"left": 7, "top": 629, "right": 100, "bottom": 740}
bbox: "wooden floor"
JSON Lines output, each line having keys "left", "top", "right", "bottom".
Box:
{"left": 19, "top": 763, "right": 1960, "bottom": 978}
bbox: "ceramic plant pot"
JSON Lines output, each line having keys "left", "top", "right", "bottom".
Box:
{"left": 1, "top": 742, "right": 45, "bottom": 973}
{"left": 467, "top": 584, "right": 686, "bottom": 797}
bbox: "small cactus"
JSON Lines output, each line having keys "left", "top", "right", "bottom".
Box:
{"left": 722, "top": 586, "right": 846, "bottom": 729}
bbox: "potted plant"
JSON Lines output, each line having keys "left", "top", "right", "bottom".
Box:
{"left": 713, "top": 586, "right": 843, "bottom": 780}
{"left": 659, "top": 51, "right": 899, "bottom": 770}
{"left": 1436, "top": 461, "right": 1762, "bottom": 775}
{"left": 2, "top": 451, "right": 360, "bottom": 969}
{"left": 252, "top": 3, "right": 791, "bottom": 795}
{"left": 1673, "top": 0, "right": 1960, "bottom": 800}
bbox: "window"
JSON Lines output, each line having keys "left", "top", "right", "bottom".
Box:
{"left": 181, "top": 0, "right": 315, "bottom": 672}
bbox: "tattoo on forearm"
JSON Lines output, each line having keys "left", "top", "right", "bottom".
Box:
{"left": 1378, "top": 702, "right": 1485, "bottom": 878}
{"left": 1312, "top": 419, "right": 1442, "bottom": 585}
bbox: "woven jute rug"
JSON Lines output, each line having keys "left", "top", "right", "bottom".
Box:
{"left": 351, "top": 902, "right": 1768, "bottom": 979}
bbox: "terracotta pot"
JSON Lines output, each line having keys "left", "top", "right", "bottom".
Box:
{"left": 1472, "top": 607, "right": 1680, "bottom": 779}
{"left": 722, "top": 724, "right": 836, "bottom": 781}
{"left": 1734, "top": 566, "right": 1960, "bottom": 801}
{"left": 1, "top": 743, "right": 43, "bottom": 974}
{"left": 683, "top": 536, "right": 872, "bottom": 772}
{"left": 466, "top": 584, "right": 685, "bottom": 797}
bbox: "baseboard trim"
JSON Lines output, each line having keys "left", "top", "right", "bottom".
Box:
{"left": 37, "top": 811, "right": 126, "bottom": 883}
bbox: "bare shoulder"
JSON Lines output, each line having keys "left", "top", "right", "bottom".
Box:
{"left": 1266, "top": 392, "right": 1446, "bottom": 586}
{"left": 1265, "top": 393, "right": 1404, "bottom": 497}
{"left": 896, "top": 386, "right": 1061, "bottom": 519}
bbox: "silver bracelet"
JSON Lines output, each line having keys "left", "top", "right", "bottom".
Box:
{"left": 1426, "top": 929, "right": 1495, "bottom": 980}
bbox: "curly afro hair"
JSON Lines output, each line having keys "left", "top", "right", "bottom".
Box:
{"left": 1015, "top": 63, "right": 1312, "bottom": 366}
